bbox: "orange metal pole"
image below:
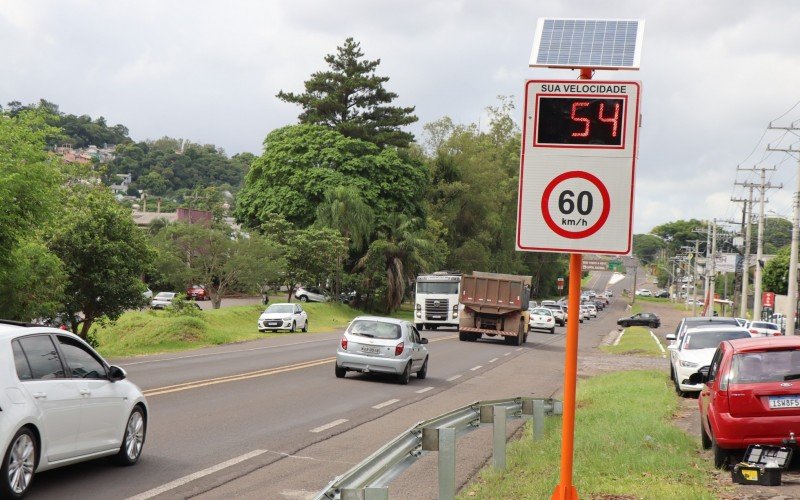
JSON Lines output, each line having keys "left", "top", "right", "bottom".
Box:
{"left": 551, "top": 253, "right": 582, "bottom": 500}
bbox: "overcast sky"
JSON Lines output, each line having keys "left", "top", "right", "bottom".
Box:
{"left": 2, "top": 0, "right": 800, "bottom": 234}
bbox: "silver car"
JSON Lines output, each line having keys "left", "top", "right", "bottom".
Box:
{"left": 335, "top": 316, "right": 429, "bottom": 384}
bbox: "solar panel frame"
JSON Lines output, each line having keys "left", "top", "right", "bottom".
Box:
{"left": 530, "top": 18, "right": 644, "bottom": 70}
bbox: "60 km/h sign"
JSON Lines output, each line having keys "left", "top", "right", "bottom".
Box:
{"left": 516, "top": 80, "right": 641, "bottom": 255}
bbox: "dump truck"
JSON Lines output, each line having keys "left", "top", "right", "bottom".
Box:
{"left": 458, "top": 271, "right": 531, "bottom": 345}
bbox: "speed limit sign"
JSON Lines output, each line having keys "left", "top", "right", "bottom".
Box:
{"left": 516, "top": 80, "right": 641, "bottom": 254}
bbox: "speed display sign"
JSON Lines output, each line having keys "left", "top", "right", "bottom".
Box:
{"left": 516, "top": 80, "right": 641, "bottom": 254}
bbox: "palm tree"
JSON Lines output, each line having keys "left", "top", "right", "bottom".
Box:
{"left": 315, "top": 186, "right": 375, "bottom": 252}
{"left": 358, "top": 214, "right": 431, "bottom": 313}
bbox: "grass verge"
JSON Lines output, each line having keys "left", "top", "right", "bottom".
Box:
{"left": 601, "top": 326, "right": 663, "bottom": 357}
{"left": 94, "top": 301, "right": 397, "bottom": 358}
{"left": 458, "top": 371, "right": 719, "bottom": 499}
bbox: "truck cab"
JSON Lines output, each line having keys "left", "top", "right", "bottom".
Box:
{"left": 414, "top": 273, "right": 461, "bottom": 331}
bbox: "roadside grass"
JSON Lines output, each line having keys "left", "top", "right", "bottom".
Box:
{"left": 601, "top": 326, "right": 663, "bottom": 357}
{"left": 94, "top": 300, "right": 396, "bottom": 358}
{"left": 636, "top": 295, "right": 692, "bottom": 312}
{"left": 458, "top": 371, "right": 719, "bottom": 499}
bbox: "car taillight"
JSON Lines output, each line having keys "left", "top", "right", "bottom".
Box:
{"left": 546, "top": 318, "right": 552, "bottom": 322}
{"left": 772, "top": 331, "right": 782, "bottom": 336}
{"left": 395, "top": 342, "right": 404, "bottom": 356}
{"left": 341, "top": 337, "right": 348, "bottom": 350}
{"left": 749, "top": 329, "right": 758, "bottom": 334}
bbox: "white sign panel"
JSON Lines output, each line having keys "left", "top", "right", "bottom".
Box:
{"left": 516, "top": 80, "right": 641, "bottom": 255}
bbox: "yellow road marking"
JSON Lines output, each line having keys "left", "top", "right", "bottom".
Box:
{"left": 144, "top": 334, "right": 458, "bottom": 397}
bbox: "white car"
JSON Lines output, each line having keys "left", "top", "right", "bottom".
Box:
{"left": 667, "top": 326, "right": 751, "bottom": 395}
{"left": 529, "top": 307, "right": 556, "bottom": 334}
{"left": 579, "top": 305, "right": 591, "bottom": 321}
{"left": 258, "top": 303, "right": 308, "bottom": 332}
{"left": 0, "top": 322, "right": 148, "bottom": 498}
{"left": 150, "top": 291, "right": 176, "bottom": 309}
{"left": 584, "top": 303, "right": 597, "bottom": 318}
{"left": 635, "top": 289, "right": 652, "bottom": 297}
{"left": 745, "top": 321, "right": 782, "bottom": 337}
{"left": 294, "top": 286, "right": 330, "bottom": 303}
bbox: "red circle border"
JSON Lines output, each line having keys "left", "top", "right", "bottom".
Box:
{"left": 540, "top": 170, "right": 611, "bottom": 239}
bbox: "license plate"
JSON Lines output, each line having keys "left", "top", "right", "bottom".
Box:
{"left": 430, "top": 315, "right": 442, "bottom": 319}
{"left": 267, "top": 322, "right": 280, "bottom": 327}
{"left": 769, "top": 396, "right": 800, "bottom": 409}
{"left": 361, "top": 346, "right": 380, "bottom": 354}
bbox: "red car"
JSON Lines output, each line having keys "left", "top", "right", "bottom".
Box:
{"left": 690, "top": 336, "right": 800, "bottom": 468}
{"left": 186, "top": 285, "right": 209, "bottom": 301}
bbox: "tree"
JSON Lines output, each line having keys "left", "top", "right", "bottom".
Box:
{"left": 632, "top": 234, "right": 666, "bottom": 264}
{"left": 0, "top": 239, "right": 66, "bottom": 321}
{"left": 48, "top": 187, "right": 155, "bottom": 339}
{"left": 763, "top": 245, "right": 791, "bottom": 294}
{"left": 277, "top": 37, "right": 417, "bottom": 148}
{"left": 278, "top": 227, "right": 348, "bottom": 302}
{"left": 358, "top": 214, "right": 431, "bottom": 313}
{"left": 315, "top": 185, "right": 375, "bottom": 252}
{"left": 152, "top": 223, "right": 285, "bottom": 309}
{"left": 651, "top": 219, "right": 707, "bottom": 254}
{"left": 235, "top": 124, "right": 427, "bottom": 230}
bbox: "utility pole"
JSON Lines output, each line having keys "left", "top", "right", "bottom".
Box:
{"left": 703, "top": 221, "right": 711, "bottom": 313}
{"left": 689, "top": 239, "right": 702, "bottom": 316}
{"left": 767, "top": 128, "right": 800, "bottom": 335}
{"left": 707, "top": 219, "right": 718, "bottom": 317}
{"left": 731, "top": 186, "right": 754, "bottom": 318}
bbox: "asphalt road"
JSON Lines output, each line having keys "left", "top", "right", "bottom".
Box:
{"left": 27, "top": 270, "right": 629, "bottom": 500}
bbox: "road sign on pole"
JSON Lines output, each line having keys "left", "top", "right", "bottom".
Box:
{"left": 516, "top": 80, "right": 641, "bottom": 255}
{"left": 557, "top": 277, "right": 565, "bottom": 291}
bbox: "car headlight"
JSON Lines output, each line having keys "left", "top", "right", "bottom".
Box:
{"left": 679, "top": 360, "right": 699, "bottom": 368}
{"left": 282, "top": 317, "right": 292, "bottom": 321}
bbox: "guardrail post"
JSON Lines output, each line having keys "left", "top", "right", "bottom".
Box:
{"left": 493, "top": 405, "right": 507, "bottom": 470}
{"left": 533, "top": 399, "right": 545, "bottom": 441}
{"left": 439, "top": 427, "right": 456, "bottom": 500}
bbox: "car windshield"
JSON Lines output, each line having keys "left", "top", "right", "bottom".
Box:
{"left": 532, "top": 308, "right": 552, "bottom": 316}
{"left": 348, "top": 320, "right": 402, "bottom": 340}
{"left": 542, "top": 304, "right": 561, "bottom": 310}
{"left": 730, "top": 350, "right": 800, "bottom": 383}
{"left": 416, "top": 282, "right": 459, "bottom": 294}
{"left": 751, "top": 322, "right": 779, "bottom": 330}
{"left": 265, "top": 304, "right": 293, "bottom": 314}
{"left": 683, "top": 330, "right": 750, "bottom": 350}
{"left": 155, "top": 292, "right": 175, "bottom": 299}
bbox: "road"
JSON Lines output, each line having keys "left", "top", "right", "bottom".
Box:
{"left": 28, "top": 271, "right": 627, "bottom": 499}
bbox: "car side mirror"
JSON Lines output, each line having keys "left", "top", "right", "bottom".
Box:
{"left": 420, "top": 338, "right": 429, "bottom": 344}
{"left": 688, "top": 366, "right": 710, "bottom": 385}
{"left": 108, "top": 365, "right": 127, "bottom": 382}
{"left": 665, "top": 333, "right": 676, "bottom": 341}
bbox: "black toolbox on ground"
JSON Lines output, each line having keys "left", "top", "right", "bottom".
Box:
{"left": 731, "top": 444, "right": 793, "bottom": 486}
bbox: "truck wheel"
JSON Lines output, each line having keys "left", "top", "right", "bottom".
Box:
{"left": 470, "top": 333, "right": 480, "bottom": 341}
{"left": 459, "top": 331, "right": 468, "bottom": 341}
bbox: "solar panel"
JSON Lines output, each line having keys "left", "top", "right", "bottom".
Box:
{"left": 530, "top": 18, "right": 644, "bottom": 70}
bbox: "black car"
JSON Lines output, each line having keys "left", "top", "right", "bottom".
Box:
{"left": 617, "top": 312, "right": 661, "bottom": 328}
{"left": 655, "top": 290, "right": 670, "bottom": 298}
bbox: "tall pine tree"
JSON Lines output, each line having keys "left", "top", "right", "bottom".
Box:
{"left": 277, "top": 38, "right": 417, "bottom": 148}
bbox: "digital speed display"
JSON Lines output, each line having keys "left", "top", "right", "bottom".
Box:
{"left": 535, "top": 97, "right": 626, "bottom": 147}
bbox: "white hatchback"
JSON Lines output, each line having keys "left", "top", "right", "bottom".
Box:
{"left": 0, "top": 322, "right": 148, "bottom": 498}
{"left": 258, "top": 303, "right": 309, "bottom": 332}
{"left": 529, "top": 307, "right": 556, "bottom": 334}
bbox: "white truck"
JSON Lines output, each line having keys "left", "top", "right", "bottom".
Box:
{"left": 414, "top": 273, "right": 461, "bottom": 330}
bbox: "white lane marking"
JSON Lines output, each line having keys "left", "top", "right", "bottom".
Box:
{"left": 446, "top": 374, "right": 462, "bottom": 382}
{"left": 470, "top": 365, "right": 482, "bottom": 371}
{"left": 515, "top": 348, "right": 523, "bottom": 352}
{"left": 488, "top": 357, "right": 498, "bottom": 363}
{"left": 126, "top": 449, "right": 267, "bottom": 500}
{"left": 613, "top": 330, "right": 625, "bottom": 346}
{"left": 504, "top": 352, "right": 511, "bottom": 356}
{"left": 310, "top": 419, "right": 348, "bottom": 433}
{"left": 416, "top": 387, "right": 434, "bottom": 394}
{"left": 372, "top": 399, "right": 400, "bottom": 409}
{"left": 649, "top": 330, "right": 667, "bottom": 358}
{"left": 119, "top": 338, "right": 332, "bottom": 366}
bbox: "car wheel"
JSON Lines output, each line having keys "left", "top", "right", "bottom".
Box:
{"left": 417, "top": 357, "right": 428, "bottom": 379}
{"left": 550, "top": 327, "right": 555, "bottom": 334}
{"left": 674, "top": 377, "right": 685, "bottom": 397}
{"left": 669, "top": 366, "right": 675, "bottom": 381}
{"left": 299, "top": 295, "right": 308, "bottom": 302}
{"left": 302, "top": 320, "right": 308, "bottom": 333}
{"left": 650, "top": 322, "right": 657, "bottom": 328}
{"left": 290, "top": 321, "right": 296, "bottom": 333}
{"left": 114, "top": 406, "right": 146, "bottom": 466}
{"left": 335, "top": 364, "right": 346, "bottom": 378}
{"left": 712, "top": 436, "right": 729, "bottom": 469}
{"left": 398, "top": 362, "right": 411, "bottom": 385}
{"left": 700, "top": 417, "right": 712, "bottom": 450}
{"left": 2, "top": 427, "right": 37, "bottom": 499}
{"left": 621, "top": 322, "right": 629, "bottom": 328}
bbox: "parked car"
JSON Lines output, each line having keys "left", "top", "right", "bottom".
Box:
{"left": 186, "top": 285, "right": 209, "bottom": 301}
{"left": 0, "top": 321, "right": 148, "bottom": 498}
{"left": 655, "top": 290, "right": 670, "bottom": 298}
{"left": 150, "top": 292, "right": 200, "bottom": 310}
{"left": 690, "top": 336, "right": 800, "bottom": 468}
{"left": 635, "top": 289, "right": 652, "bottom": 297}
{"left": 529, "top": 307, "right": 556, "bottom": 334}
{"left": 605, "top": 289, "right": 614, "bottom": 297}
{"left": 734, "top": 317, "right": 747, "bottom": 327}
{"left": 667, "top": 326, "right": 751, "bottom": 396}
{"left": 584, "top": 303, "right": 597, "bottom": 318}
{"left": 335, "top": 317, "right": 428, "bottom": 384}
{"left": 257, "top": 303, "right": 308, "bottom": 333}
{"left": 142, "top": 288, "right": 153, "bottom": 300}
{"left": 295, "top": 286, "right": 330, "bottom": 303}
{"left": 540, "top": 303, "right": 566, "bottom": 326}
{"left": 745, "top": 321, "right": 782, "bottom": 337}
{"left": 669, "top": 316, "right": 740, "bottom": 347}
{"left": 617, "top": 312, "right": 661, "bottom": 328}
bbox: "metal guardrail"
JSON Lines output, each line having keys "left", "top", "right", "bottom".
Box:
{"left": 315, "top": 397, "right": 563, "bottom": 500}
